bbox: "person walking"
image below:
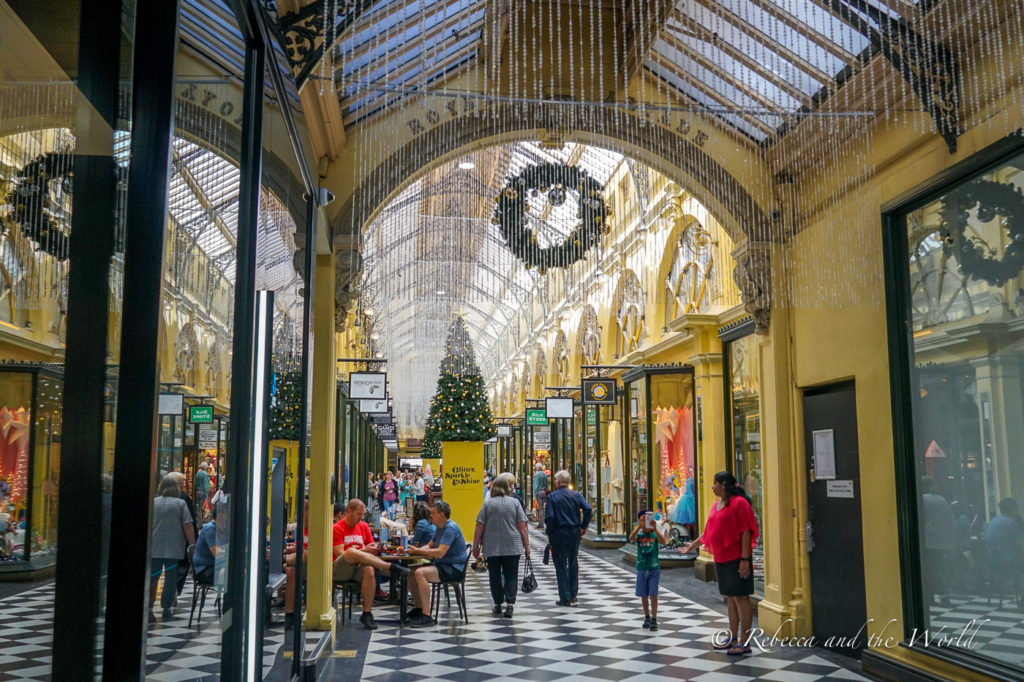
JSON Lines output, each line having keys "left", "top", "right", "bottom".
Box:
{"left": 473, "top": 477, "right": 530, "bottom": 618}
{"left": 149, "top": 475, "right": 196, "bottom": 622}
{"left": 544, "top": 470, "right": 592, "bottom": 606}
{"left": 194, "top": 462, "right": 211, "bottom": 516}
{"left": 680, "top": 471, "right": 759, "bottom": 655}
{"left": 168, "top": 471, "right": 197, "bottom": 598}
{"left": 413, "top": 471, "right": 428, "bottom": 503}
{"left": 380, "top": 471, "right": 399, "bottom": 518}
{"left": 532, "top": 463, "right": 549, "bottom": 529}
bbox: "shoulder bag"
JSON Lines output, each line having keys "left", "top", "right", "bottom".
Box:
{"left": 521, "top": 555, "right": 538, "bottom": 593}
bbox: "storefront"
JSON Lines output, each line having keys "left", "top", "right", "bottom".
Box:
{"left": 580, "top": 394, "right": 630, "bottom": 546}
{"left": 884, "top": 140, "right": 1024, "bottom": 678}
{"left": 0, "top": 362, "right": 62, "bottom": 576}
{"left": 721, "top": 321, "right": 765, "bottom": 596}
{"left": 622, "top": 365, "right": 698, "bottom": 549}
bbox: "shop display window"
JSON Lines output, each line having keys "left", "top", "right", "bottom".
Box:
{"left": 623, "top": 366, "right": 697, "bottom": 546}
{"left": 891, "top": 148, "right": 1024, "bottom": 673}
{"left": 726, "top": 334, "right": 764, "bottom": 596}
{"left": 581, "top": 402, "right": 628, "bottom": 540}
{"left": 0, "top": 363, "right": 62, "bottom": 571}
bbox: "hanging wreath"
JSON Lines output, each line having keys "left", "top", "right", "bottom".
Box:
{"left": 1, "top": 151, "right": 128, "bottom": 261}
{"left": 491, "top": 163, "right": 609, "bottom": 273}
{"left": 941, "top": 178, "right": 1024, "bottom": 287}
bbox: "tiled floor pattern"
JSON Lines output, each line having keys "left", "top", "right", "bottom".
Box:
{"left": 352, "top": 530, "right": 873, "bottom": 681}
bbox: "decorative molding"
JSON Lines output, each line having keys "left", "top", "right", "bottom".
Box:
{"left": 275, "top": 0, "right": 377, "bottom": 92}
{"left": 731, "top": 238, "right": 771, "bottom": 335}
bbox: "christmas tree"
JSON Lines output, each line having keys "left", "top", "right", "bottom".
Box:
{"left": 422, "top": 317, "right": 496, "bottom": 455}
{"left": 269, "top": 359, "right": 303, "bottom": 441}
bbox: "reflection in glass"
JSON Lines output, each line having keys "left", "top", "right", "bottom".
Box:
{"left": 902, "top": 151, "right": 1024, "bottom": 672}
{"left": 728, "top": 334, "right": 764, "bottom": 596}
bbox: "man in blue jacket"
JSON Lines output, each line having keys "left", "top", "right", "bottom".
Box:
{"left": 545, "top": 470, "right": 592, "bottom": 606}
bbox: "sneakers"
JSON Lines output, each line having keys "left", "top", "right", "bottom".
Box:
{"left": 492, "top": 604, "right": 504, "bottom": 615}
{"left": 389, "top": 563, "right": 410, "bottom": 578}
{"left": 503, "top": 604, "right": 514, "bottom": 618}
{"left": 649, "top": 618, "right": 659, "bottom": 631}
{"left": 359, "top": 611, "right": 378, "bottom": 630}
{"left": 570, "top": 598, "right": 578, "bottom": 606}
{"left": 642, "top": 615, "right": 651, "bottom": 629}
{"left": 409, "top": 612, "right": 435, "bottom": 628}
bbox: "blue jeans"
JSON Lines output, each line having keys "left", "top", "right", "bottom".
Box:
{"left": 548, "top": 527, "right": 580, "bottom": 602}
{"left": 383, "top": 499, "right": 396, "bottom": 516}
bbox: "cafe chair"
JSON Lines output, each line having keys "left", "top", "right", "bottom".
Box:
{"left": 429, "top": 546, "right": 470, "bottom": 625}
{"left": 187, "top": 546, "right": 221, "bottom": 629}
{"left": 332, "top": 579, "right": 362, "bottom": 624}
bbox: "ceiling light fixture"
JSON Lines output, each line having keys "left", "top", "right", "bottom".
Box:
{"left": 458, "top": 161, "right": 475, "bottom": 170}
{"left": 436, "top": 290, "right": 447, "bottom": 295}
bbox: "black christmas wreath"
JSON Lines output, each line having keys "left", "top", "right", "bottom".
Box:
{"left": 491, "top": 163, "right": 609, "bottom": 273}
{"left": 1, "top": 151, "right": 128, "bottom": 261}
{"left": 941, "top": 178, "right": 1024, "bottom": 287}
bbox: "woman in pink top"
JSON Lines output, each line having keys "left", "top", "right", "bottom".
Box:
{"left": 681, "top": 471, "right": 759, "bottom": 655}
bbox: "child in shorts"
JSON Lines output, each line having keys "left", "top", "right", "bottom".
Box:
{"left": 628, "top": 509, "right": 669, "bottom": 631}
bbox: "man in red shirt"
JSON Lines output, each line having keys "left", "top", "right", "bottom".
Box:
{"left": 332, "top": 498, "right": 409, "bottom": 630}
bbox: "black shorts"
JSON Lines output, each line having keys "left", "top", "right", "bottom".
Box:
{"left": 435, "top": 563, "right": 463, "bottom": 582}
{"left": 715, "top": 559, "right": 754, "bottom": 596}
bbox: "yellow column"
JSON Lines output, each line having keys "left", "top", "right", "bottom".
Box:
{"left": 690, "top": 328, "right": 726, "bottom": 581}
{"left": 305, "top": 252, "right": 337, "bottom": 632}
{"left": 755, "top": 251, "right": 810, "bottom": 637}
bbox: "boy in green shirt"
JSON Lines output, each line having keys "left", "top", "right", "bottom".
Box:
{"left": 628, "top": 509, "right": 669, "bottom": 631}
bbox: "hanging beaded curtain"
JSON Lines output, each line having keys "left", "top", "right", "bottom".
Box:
{"left": 326, "top": 0, "right": 1024, "bottom": 436}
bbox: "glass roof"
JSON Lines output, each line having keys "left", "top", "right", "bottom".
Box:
{"left": 649, "top": 0, "right": 921, "bottom": 142}
{"left": 360, "top": 141, "right": 623, "bottom": 436}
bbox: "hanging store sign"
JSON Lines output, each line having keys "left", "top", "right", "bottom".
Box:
{"left": 526, "top": 408, "right": 547, "bottom": 426}
{"left": 497, "top": 424, "right": 512, "bottom": 437}
{"left": 545, "top": 397, "right": 574, "bottom": 419}
{"left": 158, "top": 393, "right": 184, "bottom": 415}
{"left": 189, "top": 405, "right": 214, "bottom": 423}
{"left": 349, "top": 372, "right": 386, "bottom": 399}
{"left": 359, "top": 398, "right": 388, "bottom": 414}
{"left": 582, "top": 378, "right": 617, "bottom": 405}
{"left": 368, "top": 411, "right": 393, "bottom": 425}
{"left": 533, "top": 428, "right": 551, "bottom": 448}
{"left": 373, "top": 423, "right": 397, "bottom": 438}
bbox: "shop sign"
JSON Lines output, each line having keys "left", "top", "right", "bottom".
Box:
{"left": 359, "top": 398, "right": 388, "bottom": 414}
{"left": 198, "top": 428, "right": 218, "bottom": 449}
{"left": 526, "top": 408, "right": 547, "bottom": 426}
{"left": 587, "top": 409, "right": 597, "bottom": 425}
{"left": 158, "top": 393, "right": 183, "bottom": 415}
{"left": 369, "top": 411, "right": 392, "bottom": 424}
{"left": 582, "top": 378, "right": 617, "bottom": 405}
{"left": 497, "top": 424, "right": 512, "bottom": 437}
{"left": 189, "top": 405, "right": 214, "bottom": 423}
{"left": 545, "top": 397, "right": 573, "bottom": 419}
{"left": 533, "top": 428, "right": 551, "bottom": 447}
{"left": 373, "top": 423, "right": 396, "bottom": 438}
{"left": 350, "top": 372, "right": 386, "bottom": 399}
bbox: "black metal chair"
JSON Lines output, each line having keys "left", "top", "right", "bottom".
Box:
{"left": 332, "top": 579, "right": 362, "bottom": 623}
{"left": 187, "top": 545, "right": 221, "bottom": 629}
{"left": 429, "top": 547, "right": 470, "bottom": 624}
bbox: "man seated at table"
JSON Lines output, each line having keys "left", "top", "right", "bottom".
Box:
{"left": 192, "top": 502, "right": 228, "bottom": 585}
{"left": 405, "top": 500, "right": 467, "bottom": 627}
{"left": 333, "top": 498, "right": 409, "bottom": 630}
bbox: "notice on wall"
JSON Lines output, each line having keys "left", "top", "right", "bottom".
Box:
{"left": 198, "top": 428, "right": 218, "bottom": 449}
{"left": 826, "top": 480, "right": 854, "bottom": 498}
{"left": 442, "top": 441, "right": 485, "bottom": 542}
{"left": 812, "top": 429, "right": 837, "bottom": 480}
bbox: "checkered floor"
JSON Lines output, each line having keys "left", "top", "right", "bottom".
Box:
{"left": 353, "top": 530, "right": 872, "bottom": 682}
{"left": 0, "top": 579, "right": 285, "bottom": 680}
{"left": 928, "top": 593, "right": 1024, "bottom": 669}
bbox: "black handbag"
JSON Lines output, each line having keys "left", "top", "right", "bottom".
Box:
{"left": 521, "top": 556, "right": 538, "bottom": 593}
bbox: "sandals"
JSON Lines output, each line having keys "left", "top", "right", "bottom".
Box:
{"left": 727, "top": 644, "right": 752, "bottom": 656}
{"left": 712, "top": 638, "right": 737, "bottom": 651}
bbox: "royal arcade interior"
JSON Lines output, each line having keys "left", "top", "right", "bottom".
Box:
{"left": 1, "top": 0, "right": 1024, "bottom": 680}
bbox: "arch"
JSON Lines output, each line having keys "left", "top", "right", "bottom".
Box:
{"left": 613, "top": 270, "right": 646, "bottom": 358}
{"left": 551, "top": 330, "right": 570, "bottom": 387}
{"left": 331, "top": 103, "right": 775, "bottom": 323}
{"left": 532, "top": 346, "right": 547, "bottom": 397}
{"left": 575, "top": 305, "right": 602, "bottom": 368}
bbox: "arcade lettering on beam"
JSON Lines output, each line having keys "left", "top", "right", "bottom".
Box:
{"left": 401, "top": 97, "right": 711, "bottom": 149}
{"left": 178, "top": 82, "right": 244, "bottom": 128}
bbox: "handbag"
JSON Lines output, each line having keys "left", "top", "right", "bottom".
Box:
{"left": 521, "top": 556, "right": 538, "bottom": 593}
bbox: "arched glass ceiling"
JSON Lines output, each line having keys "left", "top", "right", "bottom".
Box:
{"left": 360, "top": 141, "right": 624, "bottom": 437}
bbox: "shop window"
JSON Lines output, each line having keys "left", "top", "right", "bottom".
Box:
{"left": 891, "top": 147, "right": 1024, "bottom": 673}
{"left": 726, "top": 333, "right": 764, "bottom": 596}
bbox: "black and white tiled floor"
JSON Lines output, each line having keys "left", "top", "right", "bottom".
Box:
{"left": 0, "top": 579, "right": 285, "bottom": 680}
{"left": 351, "top": 530, "right": 872, "bottom": 682}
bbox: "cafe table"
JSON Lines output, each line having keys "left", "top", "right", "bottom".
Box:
{"left": 378, "top": 552, "right": 416, "bottom": 625}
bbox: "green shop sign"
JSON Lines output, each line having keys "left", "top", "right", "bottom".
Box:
{"left": 526, "top": 408, "right": 547, "bottom": 426}
{"left": 189, "top": 405, "right": 214, "bottom": 423}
